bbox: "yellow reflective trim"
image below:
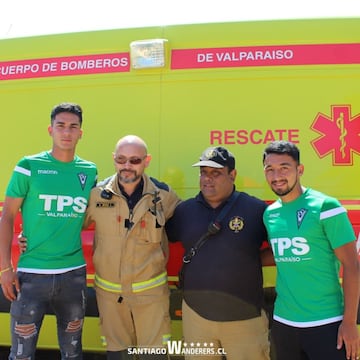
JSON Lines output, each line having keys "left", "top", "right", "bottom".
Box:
{"left": 95, "top": 272, "right": 167, "bottom": 294}
{"left": 94, "top": 274, "right": 122, "bottom": 293}
{"left": 132, "top": 271, "right": 167, "bottom": 293}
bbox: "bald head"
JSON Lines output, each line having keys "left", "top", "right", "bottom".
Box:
{"left": 113, "top": 135, "right": 151, "bottom": 186}
{"left": 115, "top": 135, "right": 148, "bottom": 154}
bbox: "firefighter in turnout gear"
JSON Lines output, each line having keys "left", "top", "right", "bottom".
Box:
{"left": 84, "top": 135, "right": 181, "bottom": 360}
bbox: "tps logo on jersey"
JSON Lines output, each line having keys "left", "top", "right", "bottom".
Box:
{"left": 39, "top": 194, "right": 88, "bottom": 215}
{"left": 270, "top": 237, "right": 311, "bottom": 262}
{"left": 311, "top": 105, "right": 360, "bottom": 166}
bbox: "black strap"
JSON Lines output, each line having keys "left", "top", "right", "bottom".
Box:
{"left": 182, "top": 191, "right": 240, "bottom": 264}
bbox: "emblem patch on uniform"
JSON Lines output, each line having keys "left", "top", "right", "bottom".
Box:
{"left": 229, "top": 216, "right": 244, "bottom": 233}
{"left": 78, "top": 172, "right": 87, "bottom": 190}
{"left": 296, "top": 208, "right": 308, "bottom": 229}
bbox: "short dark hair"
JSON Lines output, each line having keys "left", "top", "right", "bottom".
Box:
{"left": 263, "top": 141, "right": 300, "bottom": 164}
{"left": 50, "top": 102, "right": 83, "bottom": 126}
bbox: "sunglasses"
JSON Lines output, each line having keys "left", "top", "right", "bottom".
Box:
{"left": 114, "top": 156, "right": 146, "bottom": 165}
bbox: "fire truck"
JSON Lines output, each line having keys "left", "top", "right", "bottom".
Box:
{"left": 0, "top": 17, "right": 359, "bottom": 352}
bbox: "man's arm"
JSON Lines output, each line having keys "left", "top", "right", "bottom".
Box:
{"left": 260, "top": 245, "right": 275, "bottom": 266}
{"left": 0, "top": 196, "right": 23, "bottom": 301}
{"left": 335, "top": 240, "right": 360, "bottom": 360}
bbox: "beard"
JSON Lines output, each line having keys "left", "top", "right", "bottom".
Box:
{"left": 119, "top": 169, "right": 141, "bottom": 184}
{"left": 271, "top": 179, "right": 297, "bottom": 197}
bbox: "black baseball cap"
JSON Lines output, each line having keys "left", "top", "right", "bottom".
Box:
{"left": 192, "top": 146, "right": 235, "bottom": 170}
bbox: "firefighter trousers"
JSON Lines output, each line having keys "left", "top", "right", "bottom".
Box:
{"left": 96, "top": 286, "right": 171, "bottom": 352}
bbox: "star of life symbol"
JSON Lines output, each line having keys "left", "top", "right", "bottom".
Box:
{"left": 310, "top": 105, "right": 360, "bottom": 165}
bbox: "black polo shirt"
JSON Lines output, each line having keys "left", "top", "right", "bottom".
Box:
{"left": 166, "top": 190, "right": 268, "bottom": 321}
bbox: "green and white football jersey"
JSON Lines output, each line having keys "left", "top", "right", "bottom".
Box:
{"left": 263, "top": 188, "right": 356, "bottom": 327}
{"left": 6, "top": 151, "right": 97, "bottom": 272}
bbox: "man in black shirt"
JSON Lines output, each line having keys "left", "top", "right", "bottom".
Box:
{"left": 166, "top": 146, "right": 272, "bottom": 360}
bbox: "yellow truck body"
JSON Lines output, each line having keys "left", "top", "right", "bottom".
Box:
{"left": 0, "top": 17, "right": 359, "bottom": 352}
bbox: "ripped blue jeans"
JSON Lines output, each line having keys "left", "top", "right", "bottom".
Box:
{"left": 9, "top": 267, "right": 87, "bottom": 360}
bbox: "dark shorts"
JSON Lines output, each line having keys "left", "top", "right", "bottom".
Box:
{"left": 271, "top": 320, "right": 347, "bottom": 360}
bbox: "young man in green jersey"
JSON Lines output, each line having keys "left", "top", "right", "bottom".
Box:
{"left": 262, "top": 140, "right": 360, "bottom": 360}
{"left": 0, "top": 102, "right": 97, "bottom": 360}
{"left": 16, "top": 135, "right": 180, "bottom": 360}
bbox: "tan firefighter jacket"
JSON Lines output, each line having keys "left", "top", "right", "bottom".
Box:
{"left": 84, "top": 173, "right": 181, "bottom": 296}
